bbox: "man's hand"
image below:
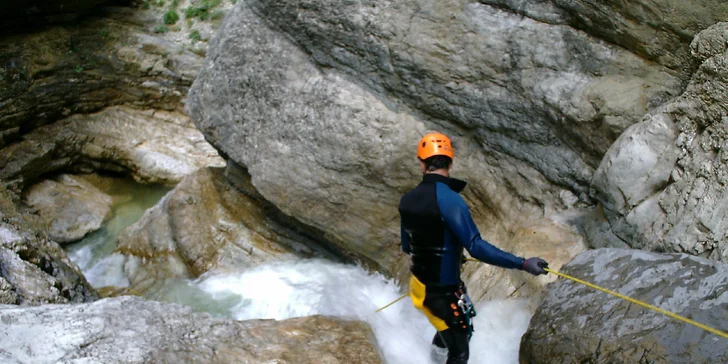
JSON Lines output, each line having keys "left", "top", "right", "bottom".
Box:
{"left": 522, "top": 257, "right": 548, "bottom": 276}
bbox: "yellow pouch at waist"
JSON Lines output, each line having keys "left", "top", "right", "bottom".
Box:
{"left": 409, "top": 275, "right": 449, "bottom": 331}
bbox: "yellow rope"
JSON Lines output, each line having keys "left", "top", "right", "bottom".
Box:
{"left": 543, "top": 267, "right": 728, "bottom": 339}
{"left": 375, "top": 257, "right": 727, "bottom": 340}
{"left": 375, "top": 293, "right": 408, "bottom": 312}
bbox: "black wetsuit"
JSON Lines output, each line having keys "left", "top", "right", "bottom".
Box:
{"left": 398, "top": 174, "right": 525, "bottom": 364}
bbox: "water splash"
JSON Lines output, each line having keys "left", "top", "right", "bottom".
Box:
{"left": 160, "top": 259, "right": 532, "bottom": 364}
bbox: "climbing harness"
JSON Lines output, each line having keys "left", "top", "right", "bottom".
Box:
{"left": 454, "top": 284, "right": 476, "bottom": 340}
{"left": 376, "top": 258, "right": 728, "bottom": 340}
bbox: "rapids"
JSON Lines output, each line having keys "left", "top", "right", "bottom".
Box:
{"left": 66, "top": 182, "right": 532, "bottom": 364}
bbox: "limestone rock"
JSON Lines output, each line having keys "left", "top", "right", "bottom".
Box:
{"left": 0, "top": 296, "right": 383, "bottom": 363}
{"left": 520, "top": 248, "right": 728, "bottom": 363}
{"left": 481, "top": 0, "right": 728, "bottom": 72}
{"left": 0, "top": 186, "right": 98, "bottom": 305}
{"left": 117, "top": 167, "right": 334, "bottom": 295}
{"left": 0, "top": 106, "right": 224, "bottom": 192}
{"left": 187, "top": 0, "right": 679, "bottom": 278}
{"left": 23, "top": 174, "right": 113, "bottom": 244}
{"left": 589, "top": 23, "right": 728, "bottom": 262}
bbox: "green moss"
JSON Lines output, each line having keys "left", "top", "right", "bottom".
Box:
{"left": 164, "top": 11, "right": 180, "bottom": 25}
{"left": 154, "top": 25, "right": 169, "bottom": 33}
{"left": 99, "top": 29, "right": 110, "bottom": 38}
{"left": 231, "top": 0, "right": 237, "bottom": 4}
{"left": 189, "top": 29, "right": 201, "bottom": 42}
{"left": 185, "top": 0, "right": 221, "bottom": 20}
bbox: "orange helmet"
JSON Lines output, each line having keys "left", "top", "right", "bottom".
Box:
{"left": 417, "top": 132, "right": 454, "bottom": 160}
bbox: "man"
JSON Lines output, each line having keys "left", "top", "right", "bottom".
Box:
{"left": 398, "top": 132, "right": 548, "bottom": 364}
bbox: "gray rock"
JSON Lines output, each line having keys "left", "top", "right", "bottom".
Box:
{"left": 0, "top": 106, "right": 224, "bottom": 193}
{"left": 589, "top": 23, "right": 728, "bottom": 262}
{"left": 23, "top": 174, "right": 113, "bottom": 244}
{"left": 117, "top": 167, "right": 334, "bottom": 295}
{"left": 0, "top": 186, "right": 98, "bottom": 305}
{"left": 0, "top": 296, "right": 383, "bottom": 363}
{"left": 520, "top": 248, "right": 728, "bottom": 364}
{"left": 187, "top": 0, "right": 677, "bottom": 278}
{"left": 482, "top": 0, "right": 728, "bottom": 72}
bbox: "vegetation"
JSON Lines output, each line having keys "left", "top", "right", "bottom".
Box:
{"left": 185, "top": 0, "right": 221, "bottom": 20}
{"left": 154, "top": 25, "right": 169, "bottom": 33}
{"left": 189, "top": 29, "right": 201, "bottom": 42}
{"left": 231, "top": 0, "right": 238, "bottom": 4}
{"left": 164, "top": 11, "right": 180, "bottom": 25}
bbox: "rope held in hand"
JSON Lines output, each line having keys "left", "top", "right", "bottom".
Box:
{"left": 375, "top": 258, "right": 728, "bottom": 340}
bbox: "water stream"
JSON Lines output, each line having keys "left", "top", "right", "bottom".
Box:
{"left": 65, "top": 179, "right": 532, "bottom": 364}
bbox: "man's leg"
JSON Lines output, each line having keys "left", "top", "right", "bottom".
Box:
{"left": 425, "top": 293, "right": 470, "bottom": 364}
{"left": 436, "top": 329, "right": 469, "bottom": 364}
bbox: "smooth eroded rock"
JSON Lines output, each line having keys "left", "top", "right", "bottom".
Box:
{"left": 520, "top": 248, "right": 727, "bottom": 364}
{"left": 117, "top": 167, "right": 335, "bottom": 295}
{"left": 0, "top": 106, "right": 224, "bottom": 192}
{"left": 23, "top": 174, "right": 113, "bottom": 244}
{"left": 0, "top": 296, "right": 382, "bottom": 363}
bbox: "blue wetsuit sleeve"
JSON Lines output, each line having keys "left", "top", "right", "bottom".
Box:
{"left": 400, "top": 217, "right": 412, "bottom": 254}
{"left": 437, "top": 184, "right": 524, "bottom": 270}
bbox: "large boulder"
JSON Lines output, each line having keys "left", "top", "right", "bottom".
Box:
{"left": 187, "top": 0, "right": 676, "bottom": 279}
{"left": 23, "top": 174, "right": 113, "bottom": 244}
{"left": 520, "top": 248, "right": 727, "bottom": 363}
{"left": 0, "top": 186, "right": 98, "bottom": 305}
{"left": 0, "top": 296, "right": 383, "bottom": 363}
{"left": 116, "top": 167, "right": 336, "bottom": 295}
{"left": 589, "top": 23, "right": 728, "bottom": 262}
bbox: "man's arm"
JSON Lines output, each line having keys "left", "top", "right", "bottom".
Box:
{"left": 437, "top": 185, "right": 523, "bottom": 269}
{"left": 401, "top": 217, "right": 412, "bottom": 254}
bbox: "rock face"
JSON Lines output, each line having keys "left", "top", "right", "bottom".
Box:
{"left": 0, "top": 296, "right": 383, "bottom": 363}
{"left": 2, "top": 1, "right": 109, "bottom": 30}
{"left": 520, "top": 248, "right": 727, "bottom": 364}
{"left": 0, "top": 187, "right": 98, "bottom": 305}
{"left": 481, "top": 1, "right": 728, "bottom": 72}
{"left": 117, "top": 167, "right": 336, "bottom": 295}
{"left": 23, "top": 174, "right": 113, "bottom": 244}
{"left": 1, "top": 106, "right": 224, "bottom": 193}
{"left": 589, "top": 23, "right": 728, "bottom": 262}
{"left": 187, "top": 0, "right": 684, "bottom": 280}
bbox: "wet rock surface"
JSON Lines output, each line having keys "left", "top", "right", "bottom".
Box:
{"left": 589, "top": 23, "right": 728, "bottom": 262}
{"left": 520, "top": 248, "right": 728, "bottom": 364}
{"left": 0, "top": 187, "right": 98, "bottom": 305}
{"left": 117, "top": 167, "right": 335, "bottom": 295}
{"left": 0, "top": 296, "right": 383, "bottom": 363}
{"left": 23, "top": 174, "right": 113, "bottom": 244}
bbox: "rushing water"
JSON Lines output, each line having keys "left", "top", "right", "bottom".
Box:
{"left": 66, "top": 179, "right": 532, "bottom": 364}
{"left": 151, "top": 260, "right": 533, "bottom": 364}
{"left": 65, "top": 180, "right": 171, "bottom": 288}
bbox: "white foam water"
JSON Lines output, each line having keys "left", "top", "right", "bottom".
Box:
{"left": 166, "top": 259, "right": 532, "bottom": 364}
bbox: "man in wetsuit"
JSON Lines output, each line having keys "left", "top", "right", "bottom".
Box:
{"left": 398, "top": 132, "right": 548, "bottom": 364}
